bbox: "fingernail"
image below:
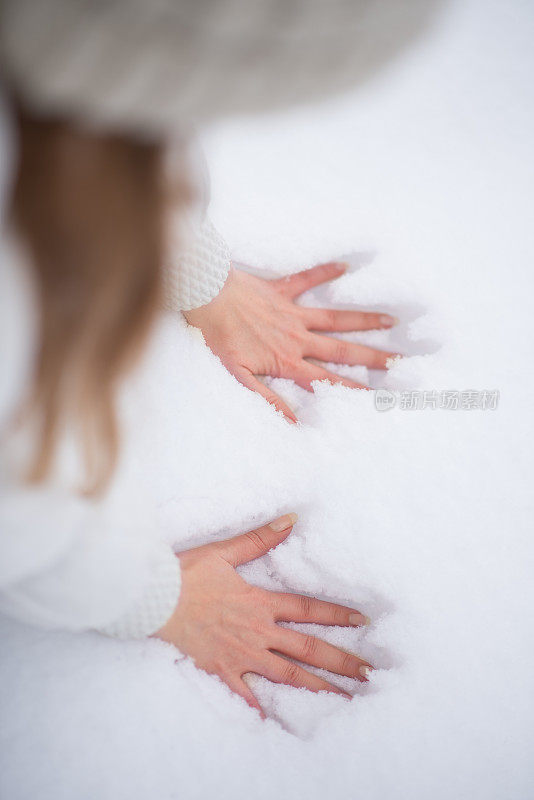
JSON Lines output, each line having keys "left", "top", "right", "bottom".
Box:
{"left": 359, "top": 665, "right": 373, "bottom": 680}
{"left": 333, "top": 262, "right": 348, "bottom": 273}
{"left": 349, "top": 613, "right": 370, "bottom": 626}
{"left": 269, "top": 513, "right": 298, "bottom": 532}
{"left": 379, "top": 314, "right": 399, "bottom": 327}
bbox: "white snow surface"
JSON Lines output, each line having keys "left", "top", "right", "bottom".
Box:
{"left": 1, "top": 0, "right": 534, "bottom": 797}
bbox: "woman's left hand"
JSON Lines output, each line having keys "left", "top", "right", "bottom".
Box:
{"left": 184, "top": 262, "right": 399, "bottom": 422}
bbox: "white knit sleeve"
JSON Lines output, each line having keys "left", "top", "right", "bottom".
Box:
{"left": 98, "top": 541, "right": 180, "bottom": 639}
{"left": 0, "top": 485, "right": 181, "bottom": 640}
{"left": 163, "top": 216, "right": 231, "bottom": 312}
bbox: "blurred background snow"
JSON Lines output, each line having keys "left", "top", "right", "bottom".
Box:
{"left": 1, "top": 0, "right": 533, "bottom": 797}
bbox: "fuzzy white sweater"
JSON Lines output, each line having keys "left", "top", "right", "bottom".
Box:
{"left": 0, "top": 209, "right": 231, "bottom": 640}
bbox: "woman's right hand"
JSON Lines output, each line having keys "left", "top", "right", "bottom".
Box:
{"left": 155, "top": 513, "right": 372, "bottom": 717}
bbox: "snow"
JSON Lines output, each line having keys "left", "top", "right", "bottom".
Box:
{"left": 1, "top": 0, "right": 534, "bottom": 797}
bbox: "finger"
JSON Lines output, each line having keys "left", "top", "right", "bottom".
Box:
{"left": 272, "top": 592, "right": 369, "bottom": 627}
{"left": 235, "top": 368, "right": 297, "bottom": 423}
{"left": 223, "top": 673, "right": 266, "bottom": 719}
{"left": 292, "top": 361, "right": 368, "bottom": 391}
{"left": 259, "top": 653, "right": 352, "bottom": 698}
{"left": 271, "top": 629, "right": 372, "bottom": 682}
{"left": 216, "top": 514, "right": 298, "bottom": 567}
{"left": 274, "top": 262, "right": 346, "bottom": 299}
{"left": 303, "top": 307, "right": 398, "bottom": 332}
{"left": 305, "top": 334, "right": 400, "bottom": 371}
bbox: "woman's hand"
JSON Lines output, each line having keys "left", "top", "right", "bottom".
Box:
{"left": 155, "top": 513, "right": 372, "bottom": 718}
{"left": 184, "top": 263, "right": 399, "bottom": 422}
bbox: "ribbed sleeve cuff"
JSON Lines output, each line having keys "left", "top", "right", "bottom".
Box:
{"left": 98, "top": 542, "right": 181, "bottom": 640}
{"left": 164, "top": 216, "right": 231, "bottom": 311}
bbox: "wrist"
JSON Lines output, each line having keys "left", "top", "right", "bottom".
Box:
{"left": 183, "top": 264, "right": 235, "bottom": 325}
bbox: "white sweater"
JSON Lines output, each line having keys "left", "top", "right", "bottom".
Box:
{"left": 0, "top": 217, "right": 231, "bottom": 640}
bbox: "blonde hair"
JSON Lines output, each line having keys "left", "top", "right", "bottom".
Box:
{"left": 10, "top": 103, "right": 170, "bottom": 494}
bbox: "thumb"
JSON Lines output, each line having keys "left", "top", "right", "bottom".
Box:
{"left": 234, "top": 368, "right": 298, "bottom": 424}
{"left": 218, "top": 513, "right": 298, "bottom": 567}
